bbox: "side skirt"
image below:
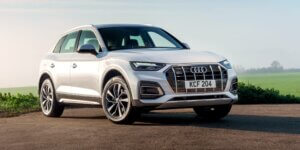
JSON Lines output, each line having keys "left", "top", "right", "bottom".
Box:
{"left": 56, "top": 93, "right": 101, "bottom": 106}
{"left": 59, "top": 98, "right": 100, "bottom": 105}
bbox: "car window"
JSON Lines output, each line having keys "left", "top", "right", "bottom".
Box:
{"left": 60, "top": 32, "right": 79, "bottom": 53}
{"left": 147, "top": 31, "right": 176, "bottom": 48}
{"left": 78, "top": 30, "right": 100, "bottom": 52}
{"left": 53, "top": 36, "right": 65, "bottom": 53}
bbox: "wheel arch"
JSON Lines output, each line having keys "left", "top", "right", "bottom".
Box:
{"left": 38, "top": 72, "right": 54, "bottom": 94}
{"left": 101, "top": 68, "right": 131, "bottom": 96}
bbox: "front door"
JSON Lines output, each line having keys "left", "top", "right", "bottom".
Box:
{"left": 70, "top": 30, "right": 102, "bottom": 102}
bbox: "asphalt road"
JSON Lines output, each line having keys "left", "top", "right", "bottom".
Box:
{"left": 0, "top": 104, "right": 299, "bottom": 150}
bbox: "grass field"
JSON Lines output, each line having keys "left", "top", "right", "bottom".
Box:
{"left": 0, "top": 87, "right": 37, "bottom": 96}
{"left": 239, "top": 72, "right": 300, "bottom": 97}
{"left": 0, "top": 72, "right": 299, "bottom": 97}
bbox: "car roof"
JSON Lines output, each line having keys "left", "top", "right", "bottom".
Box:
{"left": 93, "top": 24, "right": 155, "bottom": 29}
{"left": 63, "top": 24, "right": 158, "bottom": 36}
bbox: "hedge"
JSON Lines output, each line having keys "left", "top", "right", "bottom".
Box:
{"left": 0, "top": 93, "right": 39, "bottom": 116}
{"left": 237, "top": 82, "right": 300, "bottom": 104}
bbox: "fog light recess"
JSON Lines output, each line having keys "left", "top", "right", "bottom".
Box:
{"left": 140, "top": 81, "right": 164, "bottom": 99}
{"left": 230, "top": 78, "right": 238, "bottom": 95}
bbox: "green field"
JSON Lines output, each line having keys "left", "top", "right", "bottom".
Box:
{"left": 0, "top": 72, "right": 299, "bottom": 98}
{"left": 239, "top": 72, "right": 300, "bottom": 97}
{"left": 0, "top": 86, "right": 37, "bottom": 96}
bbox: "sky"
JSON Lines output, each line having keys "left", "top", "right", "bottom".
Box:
{"left": 0, "top": 0, "right": 300, "bottom": 88}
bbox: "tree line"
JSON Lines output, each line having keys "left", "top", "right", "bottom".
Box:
{"left": 234, "top": 60, "right": 300, "bottom": 74}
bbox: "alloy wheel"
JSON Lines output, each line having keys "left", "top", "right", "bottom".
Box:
{"left": 104, "top": 83, "right": 130, "bottom": 119}
{"left": 40, "top": 81, "right": 54, "bottom": 115}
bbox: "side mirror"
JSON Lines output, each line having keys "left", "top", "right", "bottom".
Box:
{"left": 78, "top": 44, "right": 98, "bottom": 55}
{"left": 182, "top": 42, "right": 190, "bottom": 49}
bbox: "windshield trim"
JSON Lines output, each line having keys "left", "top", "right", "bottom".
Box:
{"left": 98, "top": 26, "right": 188, "bottom": 51}
{"left": 107, "top": 47, "right": 185, "bottom": 52}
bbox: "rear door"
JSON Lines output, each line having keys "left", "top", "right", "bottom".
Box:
{"left": 53, "top": 31, "right": 80, "bottom": 99}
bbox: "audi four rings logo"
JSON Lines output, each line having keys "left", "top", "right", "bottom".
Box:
{"left": 190, "top": 66, "right": 208, "bottom": 74}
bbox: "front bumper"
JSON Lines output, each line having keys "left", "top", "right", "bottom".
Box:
{"left": 127, "top": 64, "right": 238, "bottom": 109}
{"left": 132, "top": 92, "right": 237, "bottom": 109}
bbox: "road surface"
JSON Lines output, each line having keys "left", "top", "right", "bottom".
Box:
{"left": 0, "top": 104, "right": 299, "bottom": 150}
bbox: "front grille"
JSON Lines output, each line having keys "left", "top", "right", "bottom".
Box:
{"left": 165, "top": 64, "right": 228, "bottom": 93}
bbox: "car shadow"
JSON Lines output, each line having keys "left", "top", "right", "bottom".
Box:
{"left": 60, "top": 116, "right": 107, "bottom": 120}
{"left": 136, "top": 112, "right": 300, "bottom": 135}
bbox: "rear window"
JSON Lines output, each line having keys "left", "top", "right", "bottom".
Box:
{"left": 60, "top": 32, "right": 79, "bottom": 53}
{"left": 53, "top": 36, "right": 65, "bottom": 53}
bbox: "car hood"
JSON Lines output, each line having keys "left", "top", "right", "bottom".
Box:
{"left": 105, "top": 48, "right": 226, "bottom": 64}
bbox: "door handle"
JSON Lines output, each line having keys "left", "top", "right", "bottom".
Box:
{"left": 50, "top": 63, "right": 55, "bottom": 68}
{"left": 72, "top": 63, "right": 77, "bottom": 68}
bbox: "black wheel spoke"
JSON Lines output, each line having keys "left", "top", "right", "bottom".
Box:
{"left": 107, "top": 90, "right": 115, "bottom": 99}
{"left": 108, "top": 103, "right": 116, "bottom": 113}
{"left": 119, "top": 101, "right": 126, "bottom": 112}
{"left": 106, "top": 97, "right": 116, "bottom": 104}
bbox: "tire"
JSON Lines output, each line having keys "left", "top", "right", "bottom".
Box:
{"left": 39, "top": 79, "right": 64, "bottom": 117}
{"left": 102, "top": 76, "right": 140, "bottom": 124}
{"left": 193, "top": 104, "right": 232, "bottom": 120}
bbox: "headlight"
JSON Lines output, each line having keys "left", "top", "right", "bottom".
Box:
{"left": 130, "top": 61, "right": 166, "bottom": 71}
{"left": 219, "top": 60, "right": 232, "bottom": 69}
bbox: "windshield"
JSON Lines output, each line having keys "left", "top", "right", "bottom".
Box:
{"left": 98, "top": 26, "right": 184, "bottom": 51}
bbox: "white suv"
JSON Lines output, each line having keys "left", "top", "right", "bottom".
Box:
{"left": 38, "top": 24, "right": 238, "bottom": 124}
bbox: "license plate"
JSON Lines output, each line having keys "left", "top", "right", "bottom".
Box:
{"left": 185, "top": 80, "right": 216, "bottom": 89}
